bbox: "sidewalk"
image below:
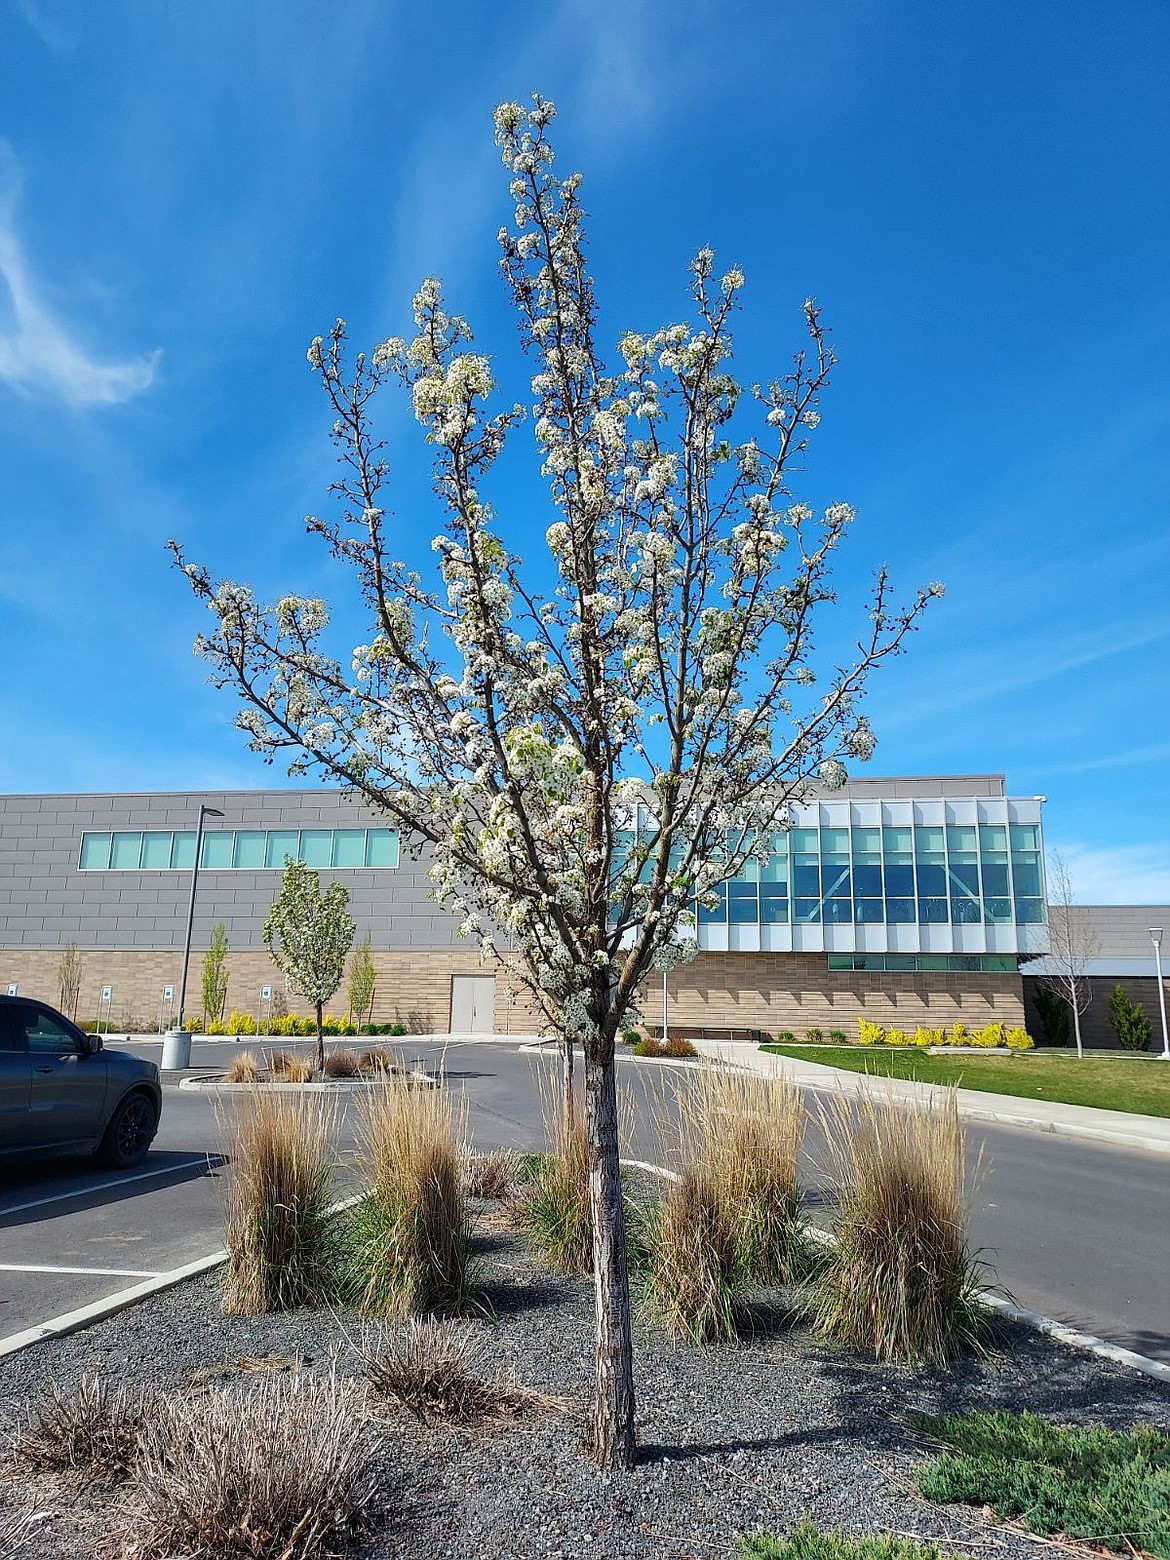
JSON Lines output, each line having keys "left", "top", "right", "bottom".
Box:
{"left": 694, "top": 1042, "right": 1170, "bottom": 1156}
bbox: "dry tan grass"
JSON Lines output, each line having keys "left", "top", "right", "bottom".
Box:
{"left": 223, "top": 1051, "right": 262, "bottom": 1084}
{"left": 217, "top": 1089, "right": 338, "bottom": 1314}
{"left": 811, "top": 1087, "right": 986, "bottom": 1365}
{"left": 348, "top": 1081, "right": 470, "bottom": 1317}
{"left": 461, "top": 1147, "right": 521, "bottom": 1201}
{"left": 122, "top": 1370, "right": 380, "bottom": 1560}
{"left": 268, "top": 1049, "right": 315, "bottom": 1083}
{"left": 12, "top": 1376, "right": 153, "bottom": 1481}
{"left": 523, "top": 1072, "right": 591, "bottom": 1274}
{"left": 0, "top": 1507, "right": 44, "bottom": 1560}
{"left": 322, "top": 1047, "right": 361, "bottom": 1078}
{"left": 358, "top": 1046, "right": 397, "bottom": 1075}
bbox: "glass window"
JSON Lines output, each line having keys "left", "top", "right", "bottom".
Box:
{"left": 947, "top": 825, "right": 977, "bottom": 855}
{"left": 981, "top": 862, "right": 1010, "bottom": 898}
{"left": 918, "top": 897, "right": 949, "bottom": 923}
{"left": 851, "top": 826, "right": 881, "bottom": 856}
{"left": 332, "top": 829, "right": 366, "bottom": 868}
{"left": 885, "top": 896, "right": 916, "bottom": 923}
{"left": 233, "top": 831, "right": 267, "bottom": 869}
{"left": 265, "top": 829, "right": 300, "bottom": 868}
{"left": 365, "top": 828, "right": 399, "bottom": 867}
{"left": 820, "top": 827, "right": 849, "bottom": 856}
{"left": 18, "top": 1006, "right": 82, "bottom": 1055}
{"left": 1011, "top": 858, "right": 1042, "bottom": 896}
{"left": 727, "top": 882, "right": 758, "bottom": 923}
{"left": 171, "top": 832, "right": 196, "bottom": 869}
{"left": 915, "top": 825, "right": 945, "bottom": 857}
{"left": 853, "top": 863, "right": 883, "bottom": 898}
{"left": 951, "top": 897, "right": 982, "bottom": 923}
{"left": 791, "top": 828, "right": 819, "bottom": 854}
{"left": 793, "top": 863, "right": 821, "bottom": 897}
{"left": 827, "top": 954, "right": 853, "bottom": 970}
{"left": 761, "top": 852, "right": 789, "bottom": 884}
{"left": 979, "top": 824, "right": 1008, "bottom": 853}
{"left": 917, "top": 955, "right": 949, "bottom": 971}
{"left": 201, "top": 831, "right": 234, "bottom": 869}
{"left": 915, "top": 863, "right": 946, "bottom": 896}
{"left": 298, "top": 830, "right": 331, "bottom": 867}
{"left": 140, "top": 832, "right": 173, "bottom": 869}
{"left": 794, "top": 899, "right": 822, "bottom": 923}
{"left": 883, "top": 825, "right": 913, "bottom": 857}
{"left": 1015, "top": 897, "right": 1046, "bottom": 924}
{"left": 885, "top": 955, "right": 918, "bottom": 971}
{"left": 984, "top": 898, "right": 1013, "bottom": 923}
{"left": 1010, "top": 824, "right": 1040, "bottom": 852}
{"left": 948, "top": 862, "right": 980, "bottom": 899}
{"left": 824, "top": 898, "right": 852, "bottom": 924}
{"left": 110, "top": 832, "right": 143, "bottom": 869}
{"left": 697, "top": 885, "right": 727, "bottom": 924}
{"left": 759, "top": 885, "right": 789, "bottom": 922}
{"left": 854, "top": 899, "right": 884, "bottom": 923}
{"left": 883, "top": 864, "right": 913, "bottom": 898}
{"left": 79, "top": 832, "right": 112, "bottom": 870}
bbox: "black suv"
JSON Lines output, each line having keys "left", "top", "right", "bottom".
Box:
{"left": 0, "top": 996, "right": 161, "bottom": 1168}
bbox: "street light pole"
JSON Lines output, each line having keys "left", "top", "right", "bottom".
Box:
{"left": 162, "top": 805, "right": 224, "bottom": 1071}
{"left": 1151, "top": 930, "right": 1170, "bottom": 1061}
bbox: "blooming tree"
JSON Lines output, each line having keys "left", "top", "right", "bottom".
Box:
{"left": 262, "top": 859, "right": 356, "bottom": 1071}
{"left": 171, "top": 97, "right": 940, "bottom": 1468}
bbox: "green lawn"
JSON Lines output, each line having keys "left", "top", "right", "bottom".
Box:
{"left": 759, "top": 1044, "right": 1170, "bottom": 1119}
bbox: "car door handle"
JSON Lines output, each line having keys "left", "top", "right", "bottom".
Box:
{"left": 35, "top": 1065, "right": 53, "bottom": 1073}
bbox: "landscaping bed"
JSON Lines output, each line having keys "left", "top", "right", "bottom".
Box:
{"left": 1, "top": 1211, "right": 1166, "bottom": 1560}
{"left": 761, "top": 1045, "right": 1170, "bottom": 1119}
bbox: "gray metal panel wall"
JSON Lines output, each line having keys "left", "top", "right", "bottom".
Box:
{"left": 0, "top": 790, "right": 463, "bottom": 951}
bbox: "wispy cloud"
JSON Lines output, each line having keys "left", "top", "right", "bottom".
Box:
{"left": 1043, "top": 743, "right": 1170, "bottom": 777}
{"left": 1053, "top": 841, "right": 1170, "bottom": 906}
{"left": 0, "top": 142, "right": 159, "bottom": 406}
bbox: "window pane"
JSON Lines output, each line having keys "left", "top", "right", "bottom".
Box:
{"left": 728, "top": 884, "right": 758, "bottom": 923}
{"left": 979, "top": 824, "right": 1008, "bottom": 853}
{"left": 824, "top": 899, "right": 853, "bottom": 924}
{"left": 140, "top": 832, "right": 173, "bottom": 869}
{"left": 918, "top": 955, "right": 948, "bottom": 971}
{"left": 827, "top": 954, "right": 853, "bottom": 970}
{"left": 1010, "top": 824, "right": 1039, "bottom": 851}
{"left": 760, "top": 885, "right": 788, "bottom": 922}
{"left": 1012, "top": 858, "right": 1042, "bottom": 896}
{"left": 853, "top": 863, "right": 883, "bottom": 897}
{"left": 820, "top": 827, "right": 849, "bottom": 855}
{"left": 791, "top": 828, "right": 819, "bottom": 854}
{"left": 299, "top": 830, "right": 331, "bottom": 867}
{"left": 947, "top": 825, "right": 977, "bottom": 854}
{"left": 110, "top": 832, "right": 143, "bottom": 869}
{"left": 948, "top": 862, "right": 980, "bottom": 898}
{"left": 885, "top": 954, "right": 917, "bottom": 971}
{"left": 883, "top": 825, "right": 913, "bottom": 855}
{"left": 265, "top": 829, "right": 300, "bottom": 868}
{"left": 201, "top": 831, "right": 234, "bottom": 869}
{"left": 20, "top": 1008, "right": 81, "bottom": 1054}
{"left": 697, "top": 885, "right": 727, "bottom": 924}
{"left": 855, "top": 899, "right": 884, "bottom": 923}
{"left": 982, "top": 863, "right": 1010, "bottom": 898}
{"left": 984, "top": 897, "right": 1013, "bottom": 923}
{"left": 951, "top": 897, "right": 982, "bottom": 923}
{"left": 227, "top": 830, "right": 263, "bottom": 868}
{"left": 886, "top": 896, "right": 916, "bottom": 923}
{"left": 793, "top": 864, "right": 820, "bottom": 897}
{"left": 1015, "top": 897, "right": 1045, "bottom": 924}
{"left": 171, "top": 831, "right": 196, "bottom": 869}
{"left": 794, "top": 899, "right": 822, "bottom": 923}
{"left": 915, "top": 826, "right": 945, "bottom": 856}
{"left": 79, "top": 832, "right": 111, "bottom": 870}
{"left": 365, "top": 828, "right": 399, "bottom": 867}
{"left": 916, "top": 863, "right": 946, "bottom": 895}
{"left": 918, "top": 897, "right": 949, "bottom": 922}
{"left": 884, "top": 864, "right": 914, "bottom": 897}
{"left": 332, "top": 829, "right": 366, "bottom": 868}
{"left": 851, "top": 826, "right": 881, "bottom": 856}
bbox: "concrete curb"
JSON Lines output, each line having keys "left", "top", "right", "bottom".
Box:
{"left": 177, "top": 1071, "right": 438, "bottom": 1092}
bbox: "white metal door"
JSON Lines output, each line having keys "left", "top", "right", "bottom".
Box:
{"left": 449, "top": 975, "right": 495, "bottom": 1034}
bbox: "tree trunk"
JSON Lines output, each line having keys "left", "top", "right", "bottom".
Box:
{"left": 562, "top": 1033, "right": 576, "bottom": 1135}
{"left": 1071, "top": 988, "right": 1084, "bottom": 1059}
{"left": 583, "top": 1042, "right": 636, "bottom": 1469}
{"left": 315, "top": 999, "right": 325, "bottom": 1074}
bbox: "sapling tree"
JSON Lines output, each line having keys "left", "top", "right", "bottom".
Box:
{"left": 171, "top": 97, "right": 939, "bottom": 1468}
{"left": 1107, "top": 983, "right": 1152, "bottom": 1052}
{"left": 347, "top": 932, "right": 377, "bottom": 1027}
{"left": 56, "top": 940, "right": 82, "bottom": 1021}
{"left": 1040, "top": 850, "right": 1098, "bottom": 1059}
{"left": 263, "top": 860, "right": 355, "bottom": 1071}
{"left": 201, "top": 922, "right": 230, "bottom": 1025}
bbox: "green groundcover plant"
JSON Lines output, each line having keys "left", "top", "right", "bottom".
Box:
{"left": 913, "top": 1410, "right": 1170, "bottom": 1559}
{"left": 739, "top": 1523, "right": 960, "bottom": 1560}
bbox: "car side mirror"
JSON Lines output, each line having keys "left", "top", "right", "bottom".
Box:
{"left": 84, "top": 1032, "right": 104, "bottom": 1056}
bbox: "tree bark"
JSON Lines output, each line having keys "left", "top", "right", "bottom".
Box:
{"left": 315, "top": 999, "right": 325, "bottom": 1074}
{"left": 562, "top": 1033, "right": 576, "bottom": 1135}
{"left": 583, "top": 1042, "right": 636, "bottom": 1469}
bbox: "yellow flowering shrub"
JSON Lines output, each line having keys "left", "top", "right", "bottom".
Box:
{"left": 857, "top": 1017, "right": 886, "bottom": 1045}
{"left": 1005, "top": 1025, "right": 1034, "bottom": 1049}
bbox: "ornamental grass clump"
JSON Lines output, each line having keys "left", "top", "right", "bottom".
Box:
{"left": 223, "top": 1051, "right": 262, "bottom": 1084}
{"left": 123, "top": 1370, "right": 381, "bottom": 1560}
{"left": 347, "top": 1080, "right": 471, "bottom": 1316}
{"left": 811, "top": 1088, "right": 987, "bottom": 1365}
{"left": 461, "top": 1146, "right": 521, "bottom": 1201}
{"left": 322, "top": 1046, "right": 361, "bottom": 1078}
{"left": 738, "top": 1521, "right": 959, "bottom": 1560}
{"left": 523, "top": 1075, "right": 592, "bottom": 1274}
{"left": 217, "top": 1090, "right": 338, "bottom": 1314}
{"left": 13, "top": 1376, "right": 153, "bottom": 1481}
{"left": 269, "top": 1049, "right": 315, "bottom": 1082}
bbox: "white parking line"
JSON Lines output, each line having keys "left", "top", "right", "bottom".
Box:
{"left": 0, "top": 1264, "right": 160, "bottom": 1279}
{"left": 0, "top": 1157, "right": 217, "bottom": 1218}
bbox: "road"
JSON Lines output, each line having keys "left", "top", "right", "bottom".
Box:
{"left": 0, "top": 1037, "right": 1167, "bottom": 1362}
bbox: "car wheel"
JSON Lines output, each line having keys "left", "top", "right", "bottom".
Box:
{"left": 96, "top": 1092, "right": 157, "bottom": 1169}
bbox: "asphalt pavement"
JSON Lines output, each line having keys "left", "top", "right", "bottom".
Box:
{"left": 0, "top": 1036, "right": 1167, "bottom": 1363}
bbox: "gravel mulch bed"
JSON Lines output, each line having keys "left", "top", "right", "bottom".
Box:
{"left": 1, "top": 1203, "right": 1166, "bottom": 1560}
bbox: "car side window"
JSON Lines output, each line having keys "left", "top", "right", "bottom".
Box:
{"left": 19, "top": 1008, "right": 83, "bottom": 1056}
{"left": 0, "top": 1003, "right": 19, "bottom": 1051}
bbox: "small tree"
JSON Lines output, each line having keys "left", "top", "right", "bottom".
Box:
{"left": 347, "top": 933, "right": 377, "bottom": 1026}
{"left": 1107, "top": 983, "right": 1152, "bottom": 1053}
{"left": 56, "top": 941, "right": 82, "bottom": 1020}
{"left": 1040, "top": 851, "right": 1099, "bottom": 1059}
{"left": 201, "top": 922, "right": 231, "bottom": 1025}
{"left": 263, "top": 859, "right": 355, "bottom": 1071}
{"left": 171, "top": 98, "right": 938, "bottom": 1466}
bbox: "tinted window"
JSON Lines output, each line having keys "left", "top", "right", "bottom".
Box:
{"left": 17, "top": 1007, "right": 82, "bottom": 1055}
{"left": 0, "top": 1003, "right": 20, "bottom": 1051}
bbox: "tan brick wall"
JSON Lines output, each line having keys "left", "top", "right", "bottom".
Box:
{"left": 0, "top": 945, "right": 1024, "bottom": 1038}
{"left": 638, "top": 952, "right": 1025, "bottom": 1038}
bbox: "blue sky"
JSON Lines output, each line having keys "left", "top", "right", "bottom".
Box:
{"left": 1, "top": 0, "right": 1168, "bottom": 902}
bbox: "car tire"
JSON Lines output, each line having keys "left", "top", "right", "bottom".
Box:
{"left": 95, "top": 1091, "right": 157, "bottom": 1169}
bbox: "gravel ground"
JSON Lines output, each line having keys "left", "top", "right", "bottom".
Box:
{"left": 1, "top": 1206, "right": 1167, "bottom": 1560}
